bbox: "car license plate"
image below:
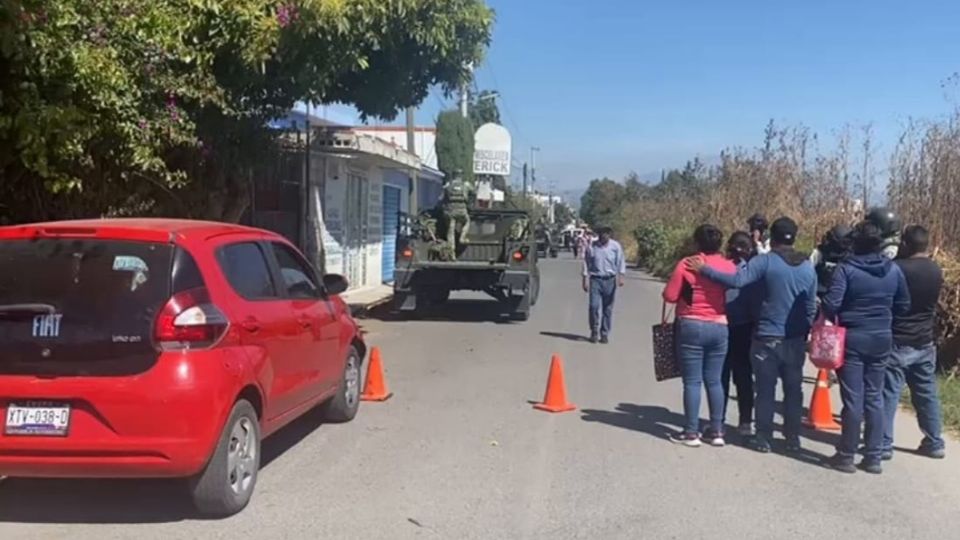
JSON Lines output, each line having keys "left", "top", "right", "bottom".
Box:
{"left": 5, "top": 402, "right": 71, "bottom": 436}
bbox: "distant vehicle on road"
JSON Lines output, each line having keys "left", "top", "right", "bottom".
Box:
{"left": 394, "top": 208, "right": 540, "bottom": 320}
{"left": 536, "top": 226, "right": 559, "bottom": 258}
{"left": 0, "top": 219, "right": 366, "bottom": 517}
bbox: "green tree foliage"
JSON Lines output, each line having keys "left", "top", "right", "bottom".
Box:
{"left": 436, "top": 109, "right": 475, "bottom": 183}
{"left": 579, "top": 177, "right": 625, "bottom": 227}
{"left": 0, "top": 0, "right": 494, "bottom": 223}
{"left": 623, "top": 172, "right": 648, "bottom": 202}
{"left": 469, "top": 89, "right": 500, "bottom": 126}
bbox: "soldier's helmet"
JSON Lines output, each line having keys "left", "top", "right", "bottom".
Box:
{"left": 825, "top": 224, "right": 853, "bottom": 249}
{"left": 865, "top": 207, "right": 901, "bottom": 237}
{"left": 747, "top": 213, "right": 769, "bottom": 233}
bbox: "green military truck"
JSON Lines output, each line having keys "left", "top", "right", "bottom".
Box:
{"left": 393, "top": 208, "right": 540, "bottom": 321}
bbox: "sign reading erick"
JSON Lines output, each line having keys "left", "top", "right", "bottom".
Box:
{"left": 473, "top": 123, "right": 512, "bottom": 177}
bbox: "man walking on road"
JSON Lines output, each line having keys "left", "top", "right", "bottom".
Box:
{"left": 582, "top": 226, "right": 626, "bottom": 344}
{"left": 688, "top": 217, "right": 817, "bottom": 453}
{"left": 883, "top": 225, "right": 946, "bottom": 460}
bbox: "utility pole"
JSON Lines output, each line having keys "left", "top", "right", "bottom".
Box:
{"left": 522, "top": 163, "right": 528, "bottom": 208}
{"left": 460, "top": 84, "right": 469, "bottom": 119}
{"left": 548, "top": 178, "right": 557, "bottom": 224}
{"left": 460, "top": 63, "right": 473, "bottom": 119}
{"left": 406, "top": 106, "right": 418, "bottom": 214}
{"left": 530, "top": 146, "right": 540, "bottom": 194}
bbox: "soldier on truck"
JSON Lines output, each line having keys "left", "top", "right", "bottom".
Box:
{"left": 441, "top": 171, "right": 472, "bottom": 259}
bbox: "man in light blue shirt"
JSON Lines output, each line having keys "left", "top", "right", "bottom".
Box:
{"left": 582, "top": 226, "right": 626, "bottom": 343}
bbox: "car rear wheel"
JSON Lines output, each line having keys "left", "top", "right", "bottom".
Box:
{"left": 190, "top": 400, "right": 260, "bottom": 517}
{"left": 321, "top": 345, "right": 362, "bottom": 423}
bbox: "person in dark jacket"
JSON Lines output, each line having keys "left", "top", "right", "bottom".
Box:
{"left": 721, "top": 231, "right": 761, "bottom": 435}
{"left": 689, "top": 217, "right": 817, "bottom": 453}
{"left": 809, "top": 224, "right": 853, "bottom": 300}
{"left": 822, "top": 221, "right": 911, "bottom": 474}
{"left": 883, "top": 225, "right": 945, "bottom": 460}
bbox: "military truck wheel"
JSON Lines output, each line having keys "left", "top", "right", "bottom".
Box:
{"left": 507, "top": 288, "right": 532, "bottom": 321}
{"left": 511, "top": 309, "right": 530, "bottom": 321}
{"left": 529, "top": 277, "right": 541, "bottom": 307}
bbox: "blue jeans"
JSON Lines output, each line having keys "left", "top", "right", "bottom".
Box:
{"left": 678, "top": 319, "right": 728, "bottom": 435}
{"left": 588, "top": 276, "right": 617, "bottom": 337}
{"left": 883, "top": 343, "right": 944, "bottom": 453}
{"left": 751, "top": 337, "right": 806, "bottom": 442}
{"left": 837, "top": 335, "right": 890, "bottom": 459}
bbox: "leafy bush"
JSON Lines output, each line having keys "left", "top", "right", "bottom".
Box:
{"left": 633, "top": 223, "right": 669, "bottom": 268}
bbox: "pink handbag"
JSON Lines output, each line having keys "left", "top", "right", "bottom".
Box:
{"left": 809, "top": 316, "right": 846, "bottom": 370}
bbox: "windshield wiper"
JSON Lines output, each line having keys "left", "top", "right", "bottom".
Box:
{"left": 0, "top": 303, "right": 56, "bottom": 316}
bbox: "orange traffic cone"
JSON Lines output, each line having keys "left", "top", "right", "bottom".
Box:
{"left": 361, "top": 347, "right": 393, "bottom": 402}
{"left": 804, "top": 369, "right": 840, "bottom": 431}
{"left": 533, "top": 354, "right": 576, "bottom": 413}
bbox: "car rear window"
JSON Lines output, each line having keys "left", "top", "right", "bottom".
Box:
{"left": 0, "top": 238, "right": 174, "bottom": 376}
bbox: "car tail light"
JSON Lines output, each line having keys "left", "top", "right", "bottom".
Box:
{"left": 512, "top": 250, "right": 525, "bottom": 262}
{"left": 401, "top": 247, "right": 414, "bottom": 259}
{"left": 155, "top": 287, "right": 229, "bottom": 350}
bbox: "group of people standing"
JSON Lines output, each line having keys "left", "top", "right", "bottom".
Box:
{"left": 660, "top": 209, "right": 945, "bottom": 474}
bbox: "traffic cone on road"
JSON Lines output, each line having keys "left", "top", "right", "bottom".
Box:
{"left": 361, "top": 347, "right": 393, "bottom": 402}
{"left": 804, "top": 369, "right": 840, "bottom": 431}
{"left": 533, "top": 354, "right": 576, "bottom": 413}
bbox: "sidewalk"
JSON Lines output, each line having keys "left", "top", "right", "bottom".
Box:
{"left": 341, "top": 284, "right": 394, "bottom": 316}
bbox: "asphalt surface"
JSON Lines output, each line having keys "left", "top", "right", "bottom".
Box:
{"left": 2, "top": 254, "right": 959, "bottom": 539}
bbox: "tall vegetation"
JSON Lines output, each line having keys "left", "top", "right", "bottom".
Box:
{"left": 581, "top": 117, "right": 960, "bottom": 372}
{"left": 435, "top": 109, "right": 476, "bottom": 183}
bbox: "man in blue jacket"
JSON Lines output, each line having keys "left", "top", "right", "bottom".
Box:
{"left": 822, "top": 222, "right": 911, "bottom": 474}
{"left": 689, "top": 217, "right": 818, "bottom": 453}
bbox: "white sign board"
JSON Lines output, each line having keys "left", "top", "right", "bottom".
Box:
{"left": 473, "top": 123, "right": 512, "bottom": 176}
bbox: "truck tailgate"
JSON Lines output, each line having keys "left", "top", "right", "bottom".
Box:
{"left": 458, "top": 242, "right": 504, "bottom": 263}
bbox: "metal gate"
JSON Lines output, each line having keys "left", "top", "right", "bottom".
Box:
{"left": 381, "top": 185, "right": 402, "bottom": 283}
{"left": 344, "top": 172, "right": 369, "bottom": 289}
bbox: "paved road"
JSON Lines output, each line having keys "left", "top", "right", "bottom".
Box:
{"left": 3, "top": 255, "right": 959, "bottom": 539}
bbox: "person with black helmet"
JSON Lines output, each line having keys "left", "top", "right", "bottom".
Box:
{"left": 747, "top": 213, "right": 771, "bottom": 255}
{"left": 810, "top": 224, "right": 854, "bottom": 300}
{"left": 821, "top": 221, "right": 911, "bottom": 475}
{"left": 865, "top": 207, "right": 902, "bottom": 260}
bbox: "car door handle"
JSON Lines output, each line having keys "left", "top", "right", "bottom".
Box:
{"left": 240, "top": 318, "right": 261, "bottom": 333}
{"left": 296, "top": 316, "right": 313, "bottom": 328}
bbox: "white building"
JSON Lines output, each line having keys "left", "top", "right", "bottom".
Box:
{"left": 252, "top": 113, "right": 445, "bottom": 297}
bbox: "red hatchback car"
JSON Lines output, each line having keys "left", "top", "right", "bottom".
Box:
{"left": 0, "top": 219, "right": 366, "bottom": 516}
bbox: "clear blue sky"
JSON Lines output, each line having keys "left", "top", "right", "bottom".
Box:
{"left": 323, "top": 0, "right": 960, "bottom": 192}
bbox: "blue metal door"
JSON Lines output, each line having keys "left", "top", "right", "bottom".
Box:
{"left": 381, "top": 185, "right": 402, "bottom": 283}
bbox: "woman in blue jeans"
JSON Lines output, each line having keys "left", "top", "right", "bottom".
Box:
{"left": 822, "top": 222, "right": 910, "bottom": 474}
{"left": 663, "top": 225, "right": 736, "bottom": 447}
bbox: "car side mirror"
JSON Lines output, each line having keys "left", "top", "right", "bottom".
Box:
{"left": 323, "top": 274, "right": 349, "bottom": 295}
